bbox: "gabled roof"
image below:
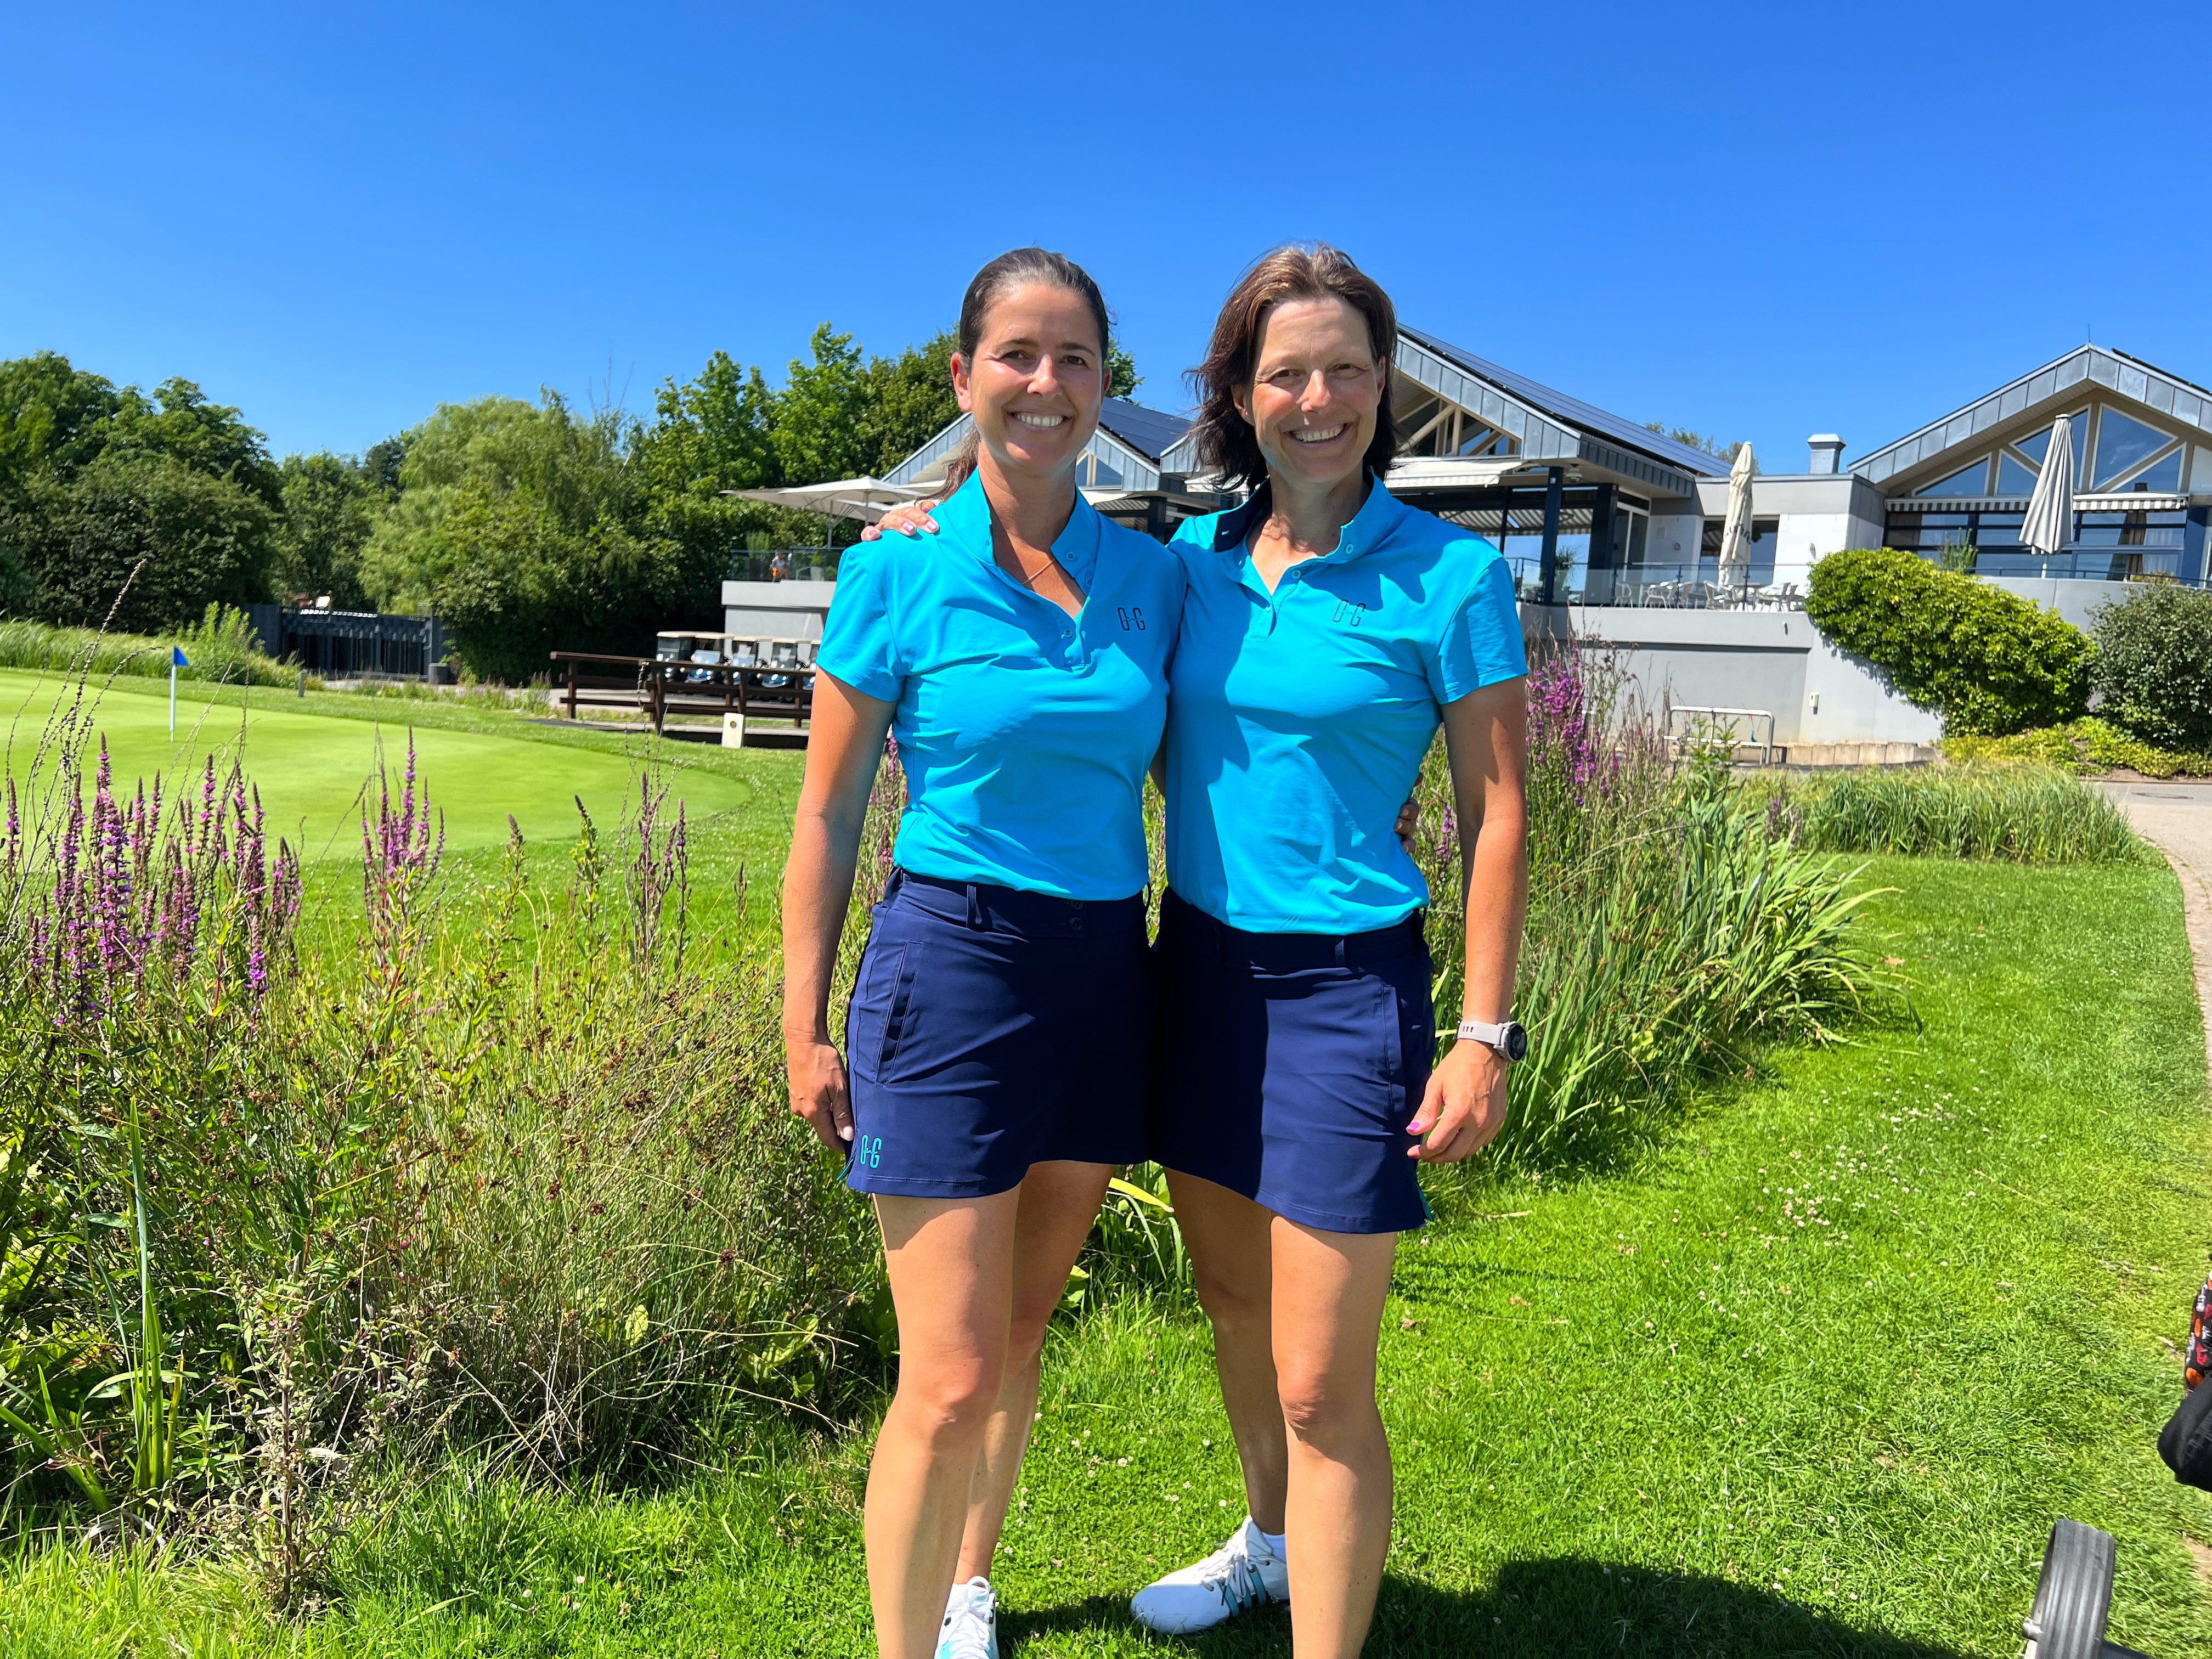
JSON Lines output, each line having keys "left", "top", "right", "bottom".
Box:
{"left": 1097, "top": 398, "right": 1191, "bottom": 462}
{"left": 1401, "top": 328, "right": 1734, "bottom": 479}
{"left": 1853, "top": 344, "right": 2212, "bottom": 489}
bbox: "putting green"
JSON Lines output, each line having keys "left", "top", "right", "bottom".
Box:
{"left": 0, "top": 670, "right": 787, "bottom": 860}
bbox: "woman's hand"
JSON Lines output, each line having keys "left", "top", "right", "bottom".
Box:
{"left": 786, "top": 1034, "right": 855, "bottom": 1151}
{"left": 1406, "top": 1035, "right": 1510, "bottom": 1162}
{"left": 861, "top": 500, "right": 941, "bottom": 541}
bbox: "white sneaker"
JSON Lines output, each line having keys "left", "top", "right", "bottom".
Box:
{"left": 1130, "top": 1516, "right": 1289, "bottom": 1634}
{"left": 936, "top": 1576, "right": 998, "bottom": 1659}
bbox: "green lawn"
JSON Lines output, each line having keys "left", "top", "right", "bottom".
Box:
{"left": 0, "top": 668, "right": 805, "bottom": 865}
{"left": 5, "top": 855, "right": 2211, "bottom": 1657}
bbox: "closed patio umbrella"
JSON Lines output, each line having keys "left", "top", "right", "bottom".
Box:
{"left": 1716, "top": 443, "right": 1757, "bottom": 599}
{"left": 2019, "top": 414, "right": 2076, "bottom": 574}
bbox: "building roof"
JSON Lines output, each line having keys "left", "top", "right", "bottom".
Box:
{"left": 1097, "top": 398, "right": 1190, "bottom": 463}
{"left": 1400, "top": 328, "right": 1734, "bottom": 478}
{"left": 1852, "top": 343, "right": 2212, "bottom": 489}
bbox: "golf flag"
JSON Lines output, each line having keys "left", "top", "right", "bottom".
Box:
{"left": 168, "top": 646, "right": 187, "bottom": 737}
{"left": 172, "top": 646, "right": 189, "bottom": 667}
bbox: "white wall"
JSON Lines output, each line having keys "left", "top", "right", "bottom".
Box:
{"left": 721, "top": 579, "right": 836, "bottom": 641}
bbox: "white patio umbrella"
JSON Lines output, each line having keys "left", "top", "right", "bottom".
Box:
{"left": 719, "top": 477, "right": 930, "bottom": 526}
{"left": 1716, "top": 443, "right": 1757, "bottom": 596}
{"left": 2019, "top": 414, "right": 2076, "bottom": 573}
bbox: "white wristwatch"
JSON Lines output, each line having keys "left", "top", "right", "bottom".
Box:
{"left": 1457, "top": 1019, "right": 1528, "bottom": 1062}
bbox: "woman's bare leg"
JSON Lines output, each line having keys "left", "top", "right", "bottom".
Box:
{"left": 955, "top": 1160, "right": 1115, "bottom": 1579}
{"left": 1271, "top": 1217, "right": 1398, "bottom": 1658}
{"left": 866, "top": 1190, "right": 1020, "bottom": 1659}
{"left": 1166, "top": 1171, "right": 1288, "bottom": 1533}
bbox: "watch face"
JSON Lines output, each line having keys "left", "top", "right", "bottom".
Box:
{"left": 1502, "top": 1022, "right": 1529, "bottom": 1062}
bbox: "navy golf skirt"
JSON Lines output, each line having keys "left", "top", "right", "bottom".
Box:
{"left": 843, "top": 868, "right": 1151, "bottom": 1199}
{"left": 1150, "top": 888, "right": 1435, "bottom": 1235}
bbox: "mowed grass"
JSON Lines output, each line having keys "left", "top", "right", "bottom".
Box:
{"left": 0, "top": 668, "right": 805, "bottom": 865}
{"left": 6, "top": 855, "right": 2212, "bottom": 1657}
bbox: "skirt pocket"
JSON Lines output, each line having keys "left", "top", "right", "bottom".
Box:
{"left": 846, "top": 941, "right": 911, "bottom": 1082}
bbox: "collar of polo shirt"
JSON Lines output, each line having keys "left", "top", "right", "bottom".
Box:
{"left": 1210, "top": 474, "right": 1409, "bottom": 565}
{"left": 930, "top": 469, "right": 1104, "bottom": 595}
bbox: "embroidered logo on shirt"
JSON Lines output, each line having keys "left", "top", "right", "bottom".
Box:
{"left": 1331, "top": 599, "right": 1368, "bottom": 627}
{"left": 1116, "top": 606, "right": 1147, "bottom": 631}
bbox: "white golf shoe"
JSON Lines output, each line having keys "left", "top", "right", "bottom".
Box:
{"left": 936, "top": 1576, "right": 997, "bottom": 1659}
{"left": 1130, "top": 1516, "right": 1289, "bottom": 1634}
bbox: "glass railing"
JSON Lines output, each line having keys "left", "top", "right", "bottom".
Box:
{"left": 725, "top": 548, "right": 847, "bottom": 584}
{"left": 1508, "top": 563, "right": 1807, "bottom": 610}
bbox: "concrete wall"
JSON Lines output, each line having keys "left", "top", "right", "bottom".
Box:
{"left": 721, "top": 579, "right": 836, "bottom": 641}
{"left": 1979, "top": 575, "right": 2151, "bottom": 631}
{"left": 1691, "top": 473, "right": 1887, "bottom": 588}
{"left": 1527, "top": 603, "right": 1940, "bottom": 748}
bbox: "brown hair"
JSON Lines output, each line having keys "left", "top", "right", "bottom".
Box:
{"left": 938, "top": 246, "right": 1114, "bottom": 498}
{"left": 1186, "top": 244, "right": 1398, "bottom": 494}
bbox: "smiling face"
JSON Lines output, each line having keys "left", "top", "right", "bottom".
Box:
{"left": 1233, "top": 296, "right": 1387, "bottom": 494}
{"left": 950, "top": 281, "right": 1105, "bottom": 484}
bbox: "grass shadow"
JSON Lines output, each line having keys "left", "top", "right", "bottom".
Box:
{"left": 1002, "top": 1558, "right": 1980, "bottom": 1657}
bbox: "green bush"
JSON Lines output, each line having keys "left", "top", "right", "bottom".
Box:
{"left": 1943, "top": 715, "right": 2212, "bottom": 779}
{"left": 1804, "top": 547, "right": 2096, "bottom": 736}
{"left": 1760, "top": 761, "right": 2143, "bottom": 864}
{"left": 2090, "top": 583, "right": 2212, "bottom": 752}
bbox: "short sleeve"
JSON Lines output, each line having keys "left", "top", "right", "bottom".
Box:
{"left": 813, "top": 537, "right": 906, "bottom": 702}
{"left": 1425, "top": 550, "right": 1527, "bottom": 704}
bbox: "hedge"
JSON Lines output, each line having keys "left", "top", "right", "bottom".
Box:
{"left": 2090, "top": 583, "right": 2212, "bottom": 752}
{"left": 1803, "top": 548, "right": 2095, "bottom": 736}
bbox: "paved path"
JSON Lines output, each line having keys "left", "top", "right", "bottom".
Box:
{"left": 2100, "top": 781, "right": 2212, "bottom": 1069}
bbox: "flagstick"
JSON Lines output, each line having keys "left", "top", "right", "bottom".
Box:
{"left": 169, "top": 661, "right": 177, "bottom": 740}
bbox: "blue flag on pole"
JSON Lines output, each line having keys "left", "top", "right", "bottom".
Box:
{"left": 171, "top": 647, "right": 189, "bottom": 667}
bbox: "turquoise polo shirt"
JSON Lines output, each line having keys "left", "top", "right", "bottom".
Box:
{"left": 815, "top": 470, "right": 1183, "bottom": 900}
{"left": 1163, "top": 478, "right": 1526, "bottom": 933}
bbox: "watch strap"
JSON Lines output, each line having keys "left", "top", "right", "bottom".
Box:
{"left": 1457, "top": 1019, "right": 1510, "bottom": 1046}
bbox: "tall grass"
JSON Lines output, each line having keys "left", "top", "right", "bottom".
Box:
{"left": 0, "top": 605, "right": 305, "bottom": 691}
{"left": 1762, "top": 762, "right": 2145, "bottom": 864}
{"left": 1414, "top": 649, "right": 1883, "bottom": 1165}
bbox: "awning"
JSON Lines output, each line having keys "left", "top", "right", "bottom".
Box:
{"left": 720, "top": 477, "right": 930, "bottom": 525}
{"left": 1886, "top": 494, "right": 2186, "bottom": 514}
{"left": 1383, "top": 456, "right": 1529, "bottom": 490}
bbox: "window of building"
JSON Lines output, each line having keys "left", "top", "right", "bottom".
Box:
{"left": 2090, "top": 408, "right": 2177, "bottom": 490}
{"left": 1995, "top": 455, "right": 2038, "bottom": 494}
{"left": 2012, "top": 409, "right": 2092, "bottom": 486}
{"left": 1917, "top": 458, "right": 1993, "bottom": 496}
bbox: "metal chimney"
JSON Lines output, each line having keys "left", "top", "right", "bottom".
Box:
{"left": 1807, "top": 435, "right": 1845, "bottom": 475}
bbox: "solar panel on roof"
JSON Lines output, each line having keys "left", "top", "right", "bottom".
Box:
{"left": 1096, "top": 398, "right": 1192, "bottom": 463}
{"left": 1401, "top": 328, "right": 1730, "bottom": 478}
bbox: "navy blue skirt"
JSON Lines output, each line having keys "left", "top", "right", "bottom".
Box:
{"left": 1150, "top": 888, "right": 1434, "bottom": 1234}
{"left": 844, "top": 869, "right": 1151, "bottom": 1199}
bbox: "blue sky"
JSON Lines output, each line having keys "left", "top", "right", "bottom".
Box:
{"left": 6, "top": 1, "right": 2208, "bottom": 474}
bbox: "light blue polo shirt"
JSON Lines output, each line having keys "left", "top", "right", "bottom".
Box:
{"left": 1163, "top": 478, "right": 1526, "bottom": 933}
{"left": 815, "top": 470, "right": 1183, "bottom": 900}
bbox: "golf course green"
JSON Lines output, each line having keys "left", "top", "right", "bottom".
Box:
{"left": 0, "top": 669, "right": 800, "bottom": 860}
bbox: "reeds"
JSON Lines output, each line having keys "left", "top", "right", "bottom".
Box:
{"left": 1764, "top": 762, "right": 2145, "bottom": 864}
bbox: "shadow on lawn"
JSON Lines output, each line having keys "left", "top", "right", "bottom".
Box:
{"left": 1002, "top": 1558, "right": 1978, "bottom": 1657}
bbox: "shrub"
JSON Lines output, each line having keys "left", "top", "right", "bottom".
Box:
{"left": 1804, "top": 547, "right": 2095, "bottom": 736}
{"left": 2090, "top": 583, "right": 2212, "bottom": 752}
{"left": 1943, "top": 716, "right": 2212, "bottom": 780}
{"left": 1759, "top": 762, "right": 2143, "bottom": 864}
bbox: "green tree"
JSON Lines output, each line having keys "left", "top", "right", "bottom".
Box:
{"left": 1644, "top": 421, "right": 1751, "bottom": 469}
{"left": 1, "top": 453, "right": 277, "bottom": 633}
{"left": 858, "top": 330, "right": 960, "bottom": 476}
{"left": 0, "top": 352, "right": 121, "bottom": 492}
{"left": 772, "top": 325, "right": 872, "bottom": 485}
{"left": 272, "top": 452, "right": 379, "bottom": 608}
{"left": 103, "top": 378, "right": 281, "bottom": 507}
{"left": 1107, "top": 341, "right": 1140, "bottom": 400}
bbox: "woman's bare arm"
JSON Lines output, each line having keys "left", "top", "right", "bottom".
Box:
{"left": 1405, "top": 678, "right": 1529, "bottom": 1162}
{"left": 782, "top": 672, "right": 898, "bottom": 1150}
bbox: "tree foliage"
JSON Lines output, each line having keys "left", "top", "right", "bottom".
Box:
{"left": 2090, "top": 583, "right": 2212, "bottom": 752}
{"left": 272, "top": 451, "right": 382, "bottom": 609}
{"left": 1803, "top": 546, "right": 2095, "bottom": 736}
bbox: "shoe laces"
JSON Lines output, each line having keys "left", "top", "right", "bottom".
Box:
{"left": 1197, "top": 1540, "right": 1272, "bottom": 1615}
{"left": 938, "top": 1579, "right": 996, "bottom": 1659}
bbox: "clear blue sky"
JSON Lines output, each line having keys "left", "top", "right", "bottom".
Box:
{"left": 7, "top": 1, "right": 2208, "bottom": 475}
